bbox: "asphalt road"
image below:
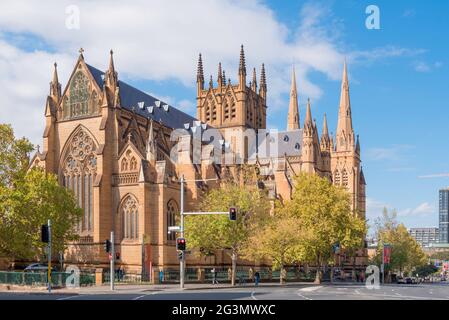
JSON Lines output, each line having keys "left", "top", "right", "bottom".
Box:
{"left": 0, "top": 283, "right": 448, "bottom": 300}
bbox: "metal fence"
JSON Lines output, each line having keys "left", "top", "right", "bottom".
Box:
{"left": 0, "top": 271, "right": 95, "bottom": 287}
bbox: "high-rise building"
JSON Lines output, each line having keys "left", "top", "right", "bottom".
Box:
{"left": 439, "top": 189, "right": 449, "bottom": 243}
{"left": 409, "top": 228, "right": 439, "bottom": 248}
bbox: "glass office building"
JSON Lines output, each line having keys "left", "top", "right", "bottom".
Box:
{"left": 439, "top": 189, "right": 449, "bottom": 243}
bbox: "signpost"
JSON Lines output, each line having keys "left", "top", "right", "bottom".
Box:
{"left": 47, "top": 219, "right": 52, "bottom": 293}
{"left": 174, "top": 175, "right": 235, "bottom": 289}
{"left": 110, "top": 231, "right": 115, "bottom": 291}
{"left": 382, "top": 243, "right": 391, "bottom": 284}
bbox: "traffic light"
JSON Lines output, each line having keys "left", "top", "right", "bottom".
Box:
{"left": 229, "top": 207, "right": 237, "bottom": 221}
{"left": 176, "top": 238, "right": 186, "bottom": 251}
{"left": 41, "top": 224, "right": 49, "bottom": 243}
{"left": 104, "top": 239, "right": 111, "bottom": 253}
{"left": 177, "top": 251, "right": 184, "bottom": 260}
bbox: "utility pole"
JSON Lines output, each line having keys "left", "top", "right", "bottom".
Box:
{"left": 174, "top": 176, "right": 227, "bottom": 290}
{"left": 110, "top": 231, "right": 115, "bottom": 291}
{"left": 47, "top": 219, "right": 52, "bottom": 293}
{"left": 180, "top": 175, "right": 185, "bottom": 289}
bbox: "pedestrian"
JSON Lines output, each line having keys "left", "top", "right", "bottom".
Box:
{"left": 118, "top": 266, "right": 125, "bottom": 281}
{"left": 211, "top": 268, "right": 218, "bottom": 285}
{"left": 254, "top": 271, "right": 260, "bottom": 286}
{"left": 159, "top": 269, "right": 164, "bottom": 284}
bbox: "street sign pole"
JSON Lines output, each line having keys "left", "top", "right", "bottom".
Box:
{"left": 47, "top": 219, "right": 52, "bottom": 293}
{"left": 110, "top": 231, "right": 115, "bottom": 291}
{"left": 180, "top": 175, "right": 185, "bottom": 290}
{"left": 381, "top": 243, "right": 385, "bottom": 284}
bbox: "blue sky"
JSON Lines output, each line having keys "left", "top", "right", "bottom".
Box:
{"left": 0, "top": 0, "right": 448, "bottom": 231}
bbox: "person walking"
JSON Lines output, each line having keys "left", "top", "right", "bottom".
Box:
{"left": 254, "top": 271, "right": 260, "bottom": 286}
{"left": 159, "top": 269, "right": 164, "bottom": 284}
{"left": 211, "top": 268, "right": 218, "bottom": 285}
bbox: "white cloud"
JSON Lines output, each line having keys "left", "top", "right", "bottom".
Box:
{"left": 418, "top": 173, "right": 449, "bottom": 179}
{"left": 0, "top": 0, "right": 426, "bottom": 145}
{"left": 413, "top": 61, "right": 443, "bottom": 73}
{"left": 366, "top": 144, "right": 414, "bottom": 161}
{"left": 398, "top": 202, "right": 434, "bottom": 217}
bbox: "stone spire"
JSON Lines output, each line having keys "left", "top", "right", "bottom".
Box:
{"left": 355, "top": 134, "right": 360, "bottom": 154}
{"left": 197, "top": 53, "right": 204, "bottom": 95}
{"left": 209, "top": 75, "right": 213, "bottom": 88}
{"left": 259, "top": 63, "right": 266, "bottom": 99}
{"left": 238, "top": 45, "right": 246, "bottom": 76}
{"left": 238, "top": 45, "right": 246, "bottom": 89}
{"left": 304, "top": 98, "right": 312, "bottom": 128}
{"left": 50, "top": 62, "right": 61, "bottom": 99}
{"left": 222, "top": 70, "right": 226, "bottom": 86}
{"left": 147, "top": 119, "right": 157, "bottom": 163}
{"left": 251, "top": 67, "right": 257, "bottom": 91}
{"left": 320, "top": 113, "right": 331, "bottom": 151}
{"left": 287, "top": 66, "right": 300, "bottom": 131}
{"left": 217, "top": 62, "right": 223, "bottom": 86}
{"left": 105, "top": 49, "right": 118, "bottom": 88}
{"left": 336, "top": 60, "right": 355, "bottom": 151}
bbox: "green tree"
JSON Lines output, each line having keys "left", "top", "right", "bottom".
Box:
{"left": 0, "top": 124, "right": 33, "bottom": 187}
{"left": 0, "top": 169, "right": 82, "bottom": 260}
{"left": 283, "top": 173, "right": 366, "bottom": 284}
{"left": 242, "top": 213, "right": 304, "bottom": 284}
{"left": 0, "top": 168, "right": 82, "bottom": 259}
{"left": 373, "top": 208, "right": 427, "bottom": 277}
{"left": 185, "top": 181, "right": 271, "bottom": 286}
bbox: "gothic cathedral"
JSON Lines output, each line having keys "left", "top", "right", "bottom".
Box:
{"left": 30, "top": 46, "right": 366, "bottom": 276}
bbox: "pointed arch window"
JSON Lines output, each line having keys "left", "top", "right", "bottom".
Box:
{"left": 61, "top": 128, "right": 97, "bottom": 232}
{"left": 230, "top": 99, "right": 236, "bottom": 119}
{"left": 334, "top": 170, "right": 341, "bottom": 186}
{"left": 62, "top": 70, "right": 101, "bottom": 120}
{"left": 342, "top": 169, "right": 349, "bottom": 188}
{"left": 223, "top": 100, "right": 230, "bottom": 121}
{"left": 211, "top": 101, "right": 217, "bottom": 121}
{"left": 167, "top": 200, "right": 179, "bottom": 241}
{"left": 121, "top": 195, "right": 139, "bottom": 240}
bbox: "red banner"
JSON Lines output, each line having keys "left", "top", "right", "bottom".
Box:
{"left": 383, "top": 245, "right": 391, "bottom": 264}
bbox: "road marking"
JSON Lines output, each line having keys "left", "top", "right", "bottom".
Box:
{"left": 133, "top": 295, "right": 146, "bottom": 300}
{"left": 296, "top": 289, "right": 312, "bottom": 300}
{"left": 251, "top": 291, "right": 257, "bottom": 300}
{"left": 299, "top": 286, "right": 322, "bottom": 292}
{"left": 57, "top": 295, "right": 77, "bottom": 300}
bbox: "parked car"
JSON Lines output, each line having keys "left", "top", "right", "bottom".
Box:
{"left": 396, "top": 277, "right": 406, "bottom": 284}
{"left": 24, "top": 263, "right": 56, "bottom": 272}
{"left": 405, "top": 277, "right": 414, "bottom": 284}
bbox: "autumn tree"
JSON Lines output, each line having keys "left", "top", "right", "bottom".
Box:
{"left": 242, "top": 213, "right": 304, "bottom": 284}
{"left": 185, "top": 174, "right": 271, "bottom": 286}
{"left": 373, "top": 208, "right": 427, "bottom": 277}
{"left": 283, "top": 173, "right": 366, "bottom": 284}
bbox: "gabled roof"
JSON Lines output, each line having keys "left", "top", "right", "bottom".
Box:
{"left": 86, "top": 64, "right": 196, "bottom": 129}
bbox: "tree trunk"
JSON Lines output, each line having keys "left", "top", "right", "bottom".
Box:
{"left": 280, "top": 264, "right": 284, "bottom": 285}
{"left": 231, "top": 251, "right": 237, "bottom": 286}
{"left": 352, "top": 255, "right": 356, "bottom": 281}
{"left": 314, "top": 267, "right": 321, "bottom": 284}
{"left": 314, "top": 256, "right": 321, "bottom": 284}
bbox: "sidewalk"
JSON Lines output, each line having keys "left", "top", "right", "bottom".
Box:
{"left": 0, "top": 281, "right": 319, "bottom": 295}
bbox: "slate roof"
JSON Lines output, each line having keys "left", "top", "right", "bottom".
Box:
{"left": 86, "top": 64, "right": 196, "bottom": 129}
{"left": 257, "top": 129, "right": 303, "bottom": 158}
